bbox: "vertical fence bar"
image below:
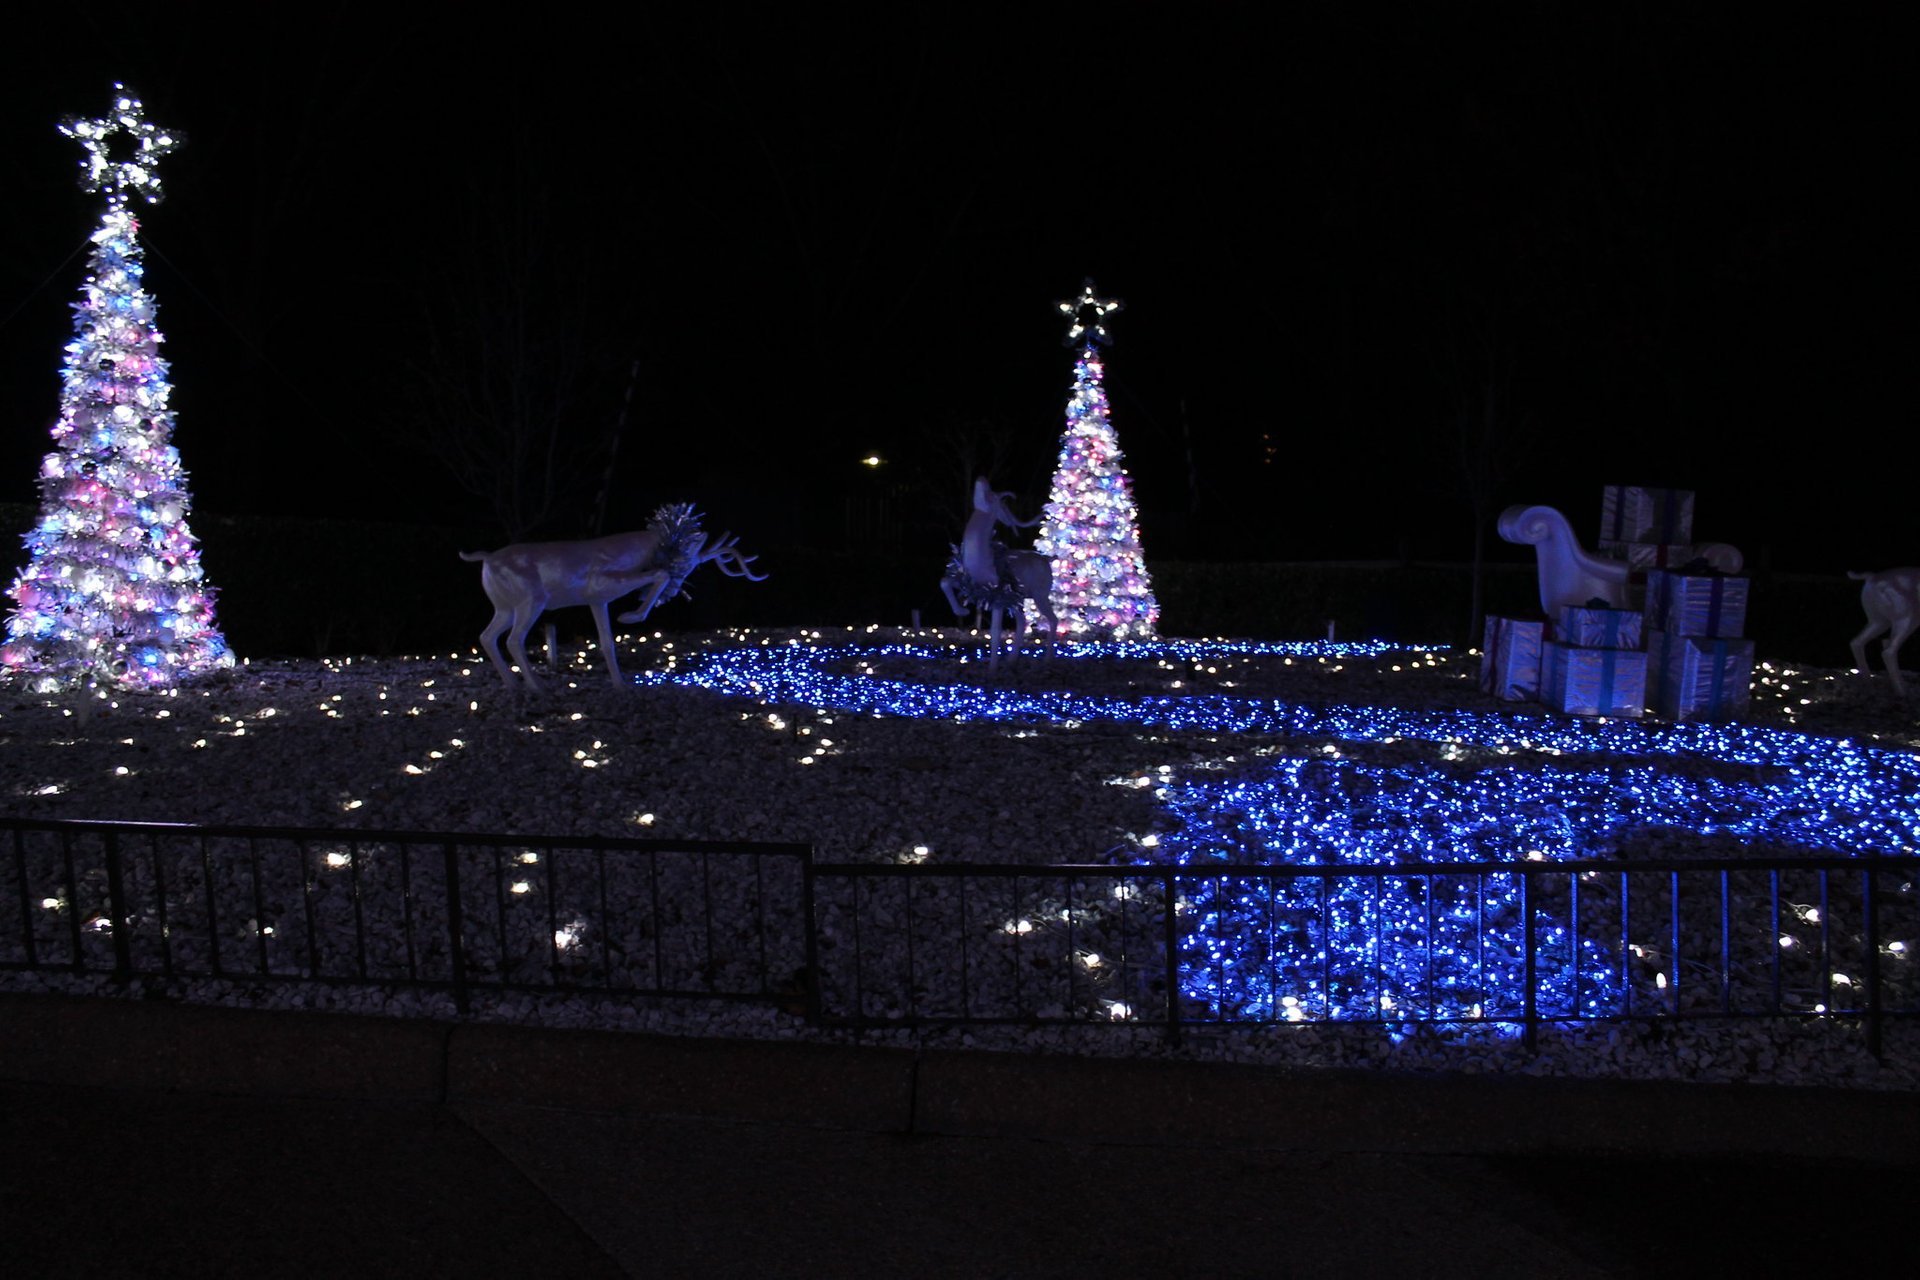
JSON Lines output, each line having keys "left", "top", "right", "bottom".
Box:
{"left": 299, "top": 839, "right": 322, "bottom": 979}
{"left": 597, "top": 848, "right": 613, "bottom": 991}
{"left": 1769, "top": 869, "right": 1782, "bottom": 1013}
{"left": 546, "top": 847, "right": 563, "bottom": 988}
{"left": 648, "top": 850, "right": 665, "bottom": 989}
{"left": 957, "top": 874, "right": 972, "bottom": 1019}
{"left": 1819, "top": 870, "right": 1833, "bottom": 1015}
{"left": 399, "top": 843, "right": 418, "bottom": 983}
{"left": 904, "top": 875, "right": 918, "bottom": 1023}
{"left": 442, "top": 840, "right": 469, "bottom": 1016}
{"left": 1863, "top": 868, "right": 1883, "bottom": 1058}
{"left": 11, "top": 827, "right": 36, "bottom": 967}
{"left": 1521, "top": 867, "right": 1537, "bottom": 1050}
{"left": 102, "top": 828, "right": 132, "bottom": 982}
{"left": 61, "top": 830, "right": 82, "bottom": 968}
{"left": 701, "top": 850, "right": 716, "bottom": 989}
{"left": 1719, "top": 869, "right": 1732, "bottom": 1014}
{"left": 201, "top": 833, "right": 223, "bottom": 978}
{"left": 1163, "top": 869, "right": 1182, "bottom": 1046}
{"left": 802, "top": 857, "right": 821, "bottom": 1024}
{"left": 1568, "top": 870, "right": 1581, "bottom": 1019}
{"left": 350, "top": 842, "right": 369, "bottom": 981}
{"left": 1668, "top": 870, "right": 1681, "bottom": 1017}
{"left": 149, "top": 832, "right": 172, "bottom": 979}
{"left": 1619, "top": 869, "right": 1632, "bottom": 1019}
{"left": 248, "top": 838, "right": 269, "bottom": 974}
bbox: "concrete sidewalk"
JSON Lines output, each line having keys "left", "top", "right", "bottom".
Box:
{"left": 3, "top": 994, "right": 1914, "bottom": 1277}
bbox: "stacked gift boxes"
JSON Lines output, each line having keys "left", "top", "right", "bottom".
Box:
{"left": 1595, "top": 484, "right": 1755, "bottom": 722}
{"left": 1541, "top": 604, "right": 1647, "bottom": 717}
{"left": 1483, "top": 486, "right": 1755, "bottom": 720}
{"left": 1645, "top": 570, "right": 1754, "bottom": 721}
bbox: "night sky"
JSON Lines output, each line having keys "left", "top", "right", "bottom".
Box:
{"left": 0, "top": 5, "right": 1904, "bottom": 572}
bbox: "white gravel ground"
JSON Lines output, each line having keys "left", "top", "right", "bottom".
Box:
{"left": 4, "top": 625, "right": 1917, "bottom": 1090}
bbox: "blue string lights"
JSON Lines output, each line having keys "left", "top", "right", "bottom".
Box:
{"left": 636, "top": 632, "right": 1920, "bottom": 1023}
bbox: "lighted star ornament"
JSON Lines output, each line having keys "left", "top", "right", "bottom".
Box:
{"left": 61, "top": 84, "right": 181, "bottom": 205}
{"left": 1058, "top": 279, "right": 1121, "bottom": 348}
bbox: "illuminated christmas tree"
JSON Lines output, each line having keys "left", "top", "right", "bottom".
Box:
{"left": 1032, "top": 280, "right": 1158, "bottom": 640}
{"left": 2, "top": 85, "right": 232, "bottom": 692}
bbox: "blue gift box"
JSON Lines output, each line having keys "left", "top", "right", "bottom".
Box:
{"left": 1558, "top": 604, "right": 1643, "bottom": 650}
{"left": 1646, "top": 570, "right": 1749, "bottom": 639}
{"left": 1543, "top": 640, "right": 1647, "bottom": 718}
{"left": 1481, "top": 615, "right": 1544, "bottom": 701}
{"left": 1646, "top": 630, "right": 1755, "bottom": 722}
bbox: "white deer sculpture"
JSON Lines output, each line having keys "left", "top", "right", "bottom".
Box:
{"left": 461, "top": 504, "right": 765, "bottom": 687}
{"left": 940, "top": 477, "right": 1055, "bottom": 660}
{"left": 1848, "top": 567, "right": 1920, "bottom": 696}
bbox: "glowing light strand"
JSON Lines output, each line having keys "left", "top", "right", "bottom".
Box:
{"left": 638, "top": 635, "right": 1920, "bottom": 1022}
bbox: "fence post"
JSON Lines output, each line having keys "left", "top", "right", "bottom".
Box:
{"left": 102, "top": 828, "right": 134, "bottom": 982}
{"left": 442, "top": 841, "right": 470, "bottom": 1016}
{"left": 802, "top": 857, "right": 821, "bottom": 1025}
{"left": 1520, "top": 868, "right": 1537, "bottom": 1050}
{"left": 1163, "top": 870, "right": 1183, "bottom": 1046}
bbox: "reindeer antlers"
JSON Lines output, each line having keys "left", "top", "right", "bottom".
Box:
{"left": 698, "top": 531, "right": 769, "bottom": 581}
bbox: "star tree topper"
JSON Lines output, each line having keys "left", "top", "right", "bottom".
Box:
{"left": 1058, "top": 278, "right": 1122, "bottom": 348}
{"left": 60, "top": 83, "right": 182, "bottom": 205}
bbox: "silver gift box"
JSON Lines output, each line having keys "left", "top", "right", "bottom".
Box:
{"left": 1599, "top": 485, "right": 1694, "bottom": 545}
{"left": 1647, "top": 630, "right": 1754, "bottom": 722}
{"left": 1543, "top": 640, "right": 1647, "bottom": 718}
{"left": 1646, "top": 570, "right": 1749, "bottom": 639}
{"left": 1481, "top": 615, "right": 1544, "bottom": 701}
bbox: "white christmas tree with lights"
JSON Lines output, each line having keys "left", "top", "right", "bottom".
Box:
{"left": 2, "top": 85, "right": 232, "bottom": 692}
{"left": 1032, "top": 280, "right": 1158, "bottom": 640}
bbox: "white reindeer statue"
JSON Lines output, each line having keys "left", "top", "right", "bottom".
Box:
{"left": 461, "top": 503, "right": 765, "bottom": 687}
{"left": 939, "top": 477, "right": 1055, "bottom": 661}
{"left": 1848, "top": 567, "right": 1920, "bottom": 696}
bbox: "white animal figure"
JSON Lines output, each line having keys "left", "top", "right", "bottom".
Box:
{"left": 1848, "top": 567, "right": 1920, "bottom": 695}
{"left": 1498, "top": 504, "right": 1634, "bottom": 618}
{"left": 461, "top": 508, "right": 764, "bottom": 687}
{"left": 941, "top": 477, "right": 1055, "bottom": 655}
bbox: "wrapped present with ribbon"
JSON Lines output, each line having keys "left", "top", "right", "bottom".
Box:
{"left": 1542, "top": 640, "right": 1647, "bottom": 718}
{"left": 1559, "top": 603, "right": 1643, "bottom": 650}
{"left": 1646, "top": 629, "right": 1755, "bottom": 721}
{"left": 1481, "top": 614, "right": 1545, "bottom": 701}
{"left": 1646, "top": 568, "right": 1749, "bottom": 639}
{"left": 1600, "top": 485, "right": 1694, "bottom": 545}
{"left": 1598, "top": 539, "right": 1700, "bottom": 572}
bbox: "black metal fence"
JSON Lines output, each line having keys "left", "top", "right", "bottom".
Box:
{"left": 1, "top": 817, "right": 812, "bottom": 1014}
{"left": 804, "top": 856, "right": 1920, "bottom": 1053}
{"left": 6, "top": 817, "right": 1916, "bottom": 1054}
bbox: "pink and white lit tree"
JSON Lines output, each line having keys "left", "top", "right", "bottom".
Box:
{"left": 1031, "top": 280, "right": 1158, "bottom": 640}
{"left": 2, "top": 85, "right": 232, "bottom": 692}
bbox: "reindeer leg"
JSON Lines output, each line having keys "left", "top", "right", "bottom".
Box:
{"left": 1884, "top": 616, "right": 1916, "bottom": 696}
{"left": 590, "top": 600, "right": 624, "bottom": 684}
{"left": 544, "top": 622, "right": 561, "bottom": 672}
{"left": 477, "top": 607, "right": 516, "bottom": 682}
{"left": 504, "top": 606, "right": 546, "bottom": 689}
{"left": 1851, "top": 620, "right": 1888, "bottom": 678}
